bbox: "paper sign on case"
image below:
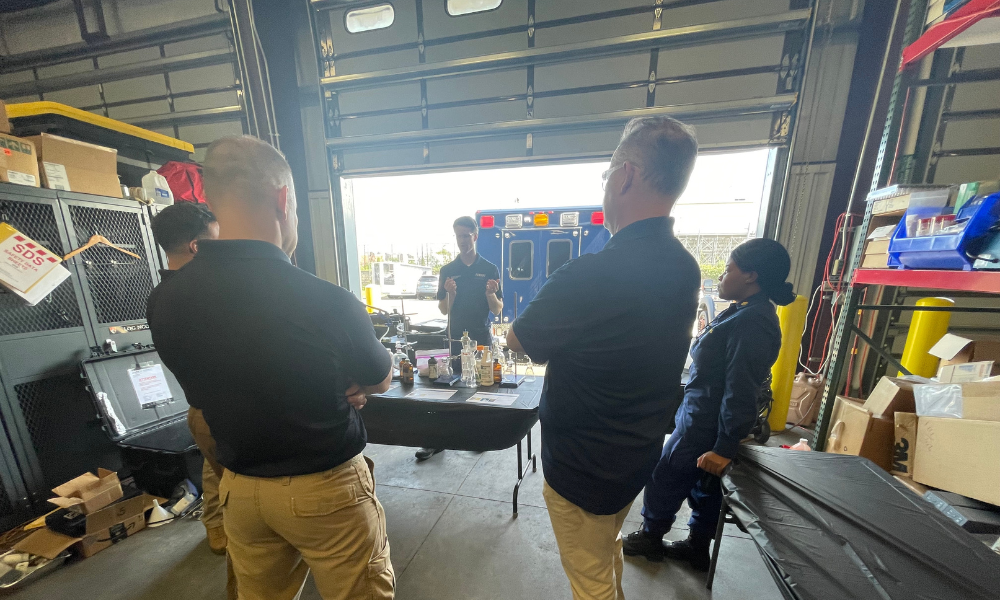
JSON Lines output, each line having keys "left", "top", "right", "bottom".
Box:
{"left": 0, "top": 222, "right": 62, "bottom": 292}
{"left": 128, "top": 364, "right": 173, "bottom": 408}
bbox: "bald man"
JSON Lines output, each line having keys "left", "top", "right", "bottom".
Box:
{"left": 147, "top": 136, "right": 394, "bottom": 600}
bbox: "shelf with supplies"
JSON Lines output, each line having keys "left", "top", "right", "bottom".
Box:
{"left": 853, "top": 268, "right": 1000, "bottom": 294}
{"left": 902, "top": 0, "right": 1000, "bottom": 67}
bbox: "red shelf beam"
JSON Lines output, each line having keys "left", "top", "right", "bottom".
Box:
{"left": 901, "top": 0, "right": 1000, "bottom": 68}
{"left": 853, "top": 269, "right": 1000, "bottom": 294}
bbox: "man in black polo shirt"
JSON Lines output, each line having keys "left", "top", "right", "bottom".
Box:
{"left": 147, "top": 136, "right": 394, "bottom": 600}
{"left": 508, "top": 116, "right": 700, "bottom": 600}
{"left": 413, "top": 216, "right": 502, "bottom": 461}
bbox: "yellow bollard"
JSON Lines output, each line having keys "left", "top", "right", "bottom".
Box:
{"left": 769, "top": 295, "right": 809, "bottom": 433}
{"left": 364, "top": 284, "right": 378, "bottom": 314}
{"left": 899, "top": 297, "right": 953, "bottom": 377}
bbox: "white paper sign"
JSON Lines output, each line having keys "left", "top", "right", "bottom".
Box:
{"left": 128, "top": 364, "right": 173, "bottom": 408}
{"left": 0, "top": 264, "right": 70, "bottom": 305}
{"left": 0, "top": 227, "right": 61, "bottom": 292}
{"left": 42, "top": 162, "right": 71, "bottom": 191}
{"left": 6, "top": 170, "right": 36, "bottom": 187}
{"left": 406, "top": 389, "right": 457, "bottom": 400}
{"left": 466, "top": 392, "right": 518, "bottom": 407}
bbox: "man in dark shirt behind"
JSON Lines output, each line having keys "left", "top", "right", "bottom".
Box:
{"left": 507, "top": 116, "right": 700, "bottom": 600}
{"left": 147, "top": 136, "right": 394, "bottom": 600}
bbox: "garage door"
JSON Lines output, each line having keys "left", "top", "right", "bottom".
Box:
{"left": 312, "top": 0, "right": 814, "bottom": 176}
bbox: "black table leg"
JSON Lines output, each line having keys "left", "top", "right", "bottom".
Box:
{"left": 512, "top": 431, "right": 537, "bottom": 516}
{"left": 706, "top": 498, "right": 729, "bottom": 590}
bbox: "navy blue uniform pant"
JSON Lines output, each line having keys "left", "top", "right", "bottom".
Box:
{"left": 640, "top": 428, "right": 723, "bottom": 538}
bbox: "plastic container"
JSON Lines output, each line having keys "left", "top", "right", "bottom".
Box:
{"left": 889, "top": 192, "right": 1000, "bottom": 270}
{"left": 142, "top": 169, "right": 174, "bottom": 205}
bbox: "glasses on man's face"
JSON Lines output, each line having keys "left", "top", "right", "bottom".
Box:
{"left": 602, "top": 164, "right": 624, "bottom": 191}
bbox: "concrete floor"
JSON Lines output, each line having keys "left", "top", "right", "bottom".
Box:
{"left": 9, "top": 426, "right": 782, "bottom": 599}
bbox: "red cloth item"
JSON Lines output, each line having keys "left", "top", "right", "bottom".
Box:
{"left": 157, "top": 161, "right": 206, "bottom": 204}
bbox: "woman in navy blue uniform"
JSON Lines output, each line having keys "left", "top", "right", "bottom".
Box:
{"left": 623, "top": 238, "right": 795, "bottom": 570}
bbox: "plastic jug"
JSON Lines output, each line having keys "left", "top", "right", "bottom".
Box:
{"left": 142, "top": 170, "right": 174, "bottom": 205}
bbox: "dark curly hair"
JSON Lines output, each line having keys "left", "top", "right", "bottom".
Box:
{"left": 151, "top": 202, "right": 216, "bottom": 254}
{"left": 730, "top": 238, "right": 796, "bottom": 306}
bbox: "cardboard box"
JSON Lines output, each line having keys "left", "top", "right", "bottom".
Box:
{"left": 938, "top": 361, "right": 993, "bottom": 383}
{"left": 892, "top": 412, "right": 918, "bottom": 476}
{"left": 826, "top": 396, "right": 895, "bottom": 471}
{"left": 863, "top": 377, "right": 916, "bottom": 419}
{"left": 0, "top": 132, "right": 40, "bottom": 187}
{"left": 950, "top": 381, "right": 1000, "bottom": 422}
{"left": 49, "top": 468, "right": 122, "bottom": 515}
{"left": 0, "top": 100, "right": 9, "bottom": 134}
{"left": 73, "top": 493, "right": 152, "bottom": 558}
{"left": 930, "top": 334, "right": 1000, "bottom": 377}
{"left": 893, "top": 474, "right": 929, "bottom": 497}
{"left": 25, "top": 133, "right": 122, "bottom": 198}
{"left": 913, "top": 417, "right": 1000, "bottom": 506}
{"left": 12, "top": 528, "right": 78, "bottom": 560}
{"left": 861, "top": 253, "right": 890, "bottom": 269}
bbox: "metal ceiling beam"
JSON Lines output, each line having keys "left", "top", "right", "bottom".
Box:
{"left": 0, "top": 13, "right": 230, "bottom": 74}
{"left": 326, "top": 94, "right": 797, "bottom": 151}
{"left": 3, "top": 49, "right": 234, "bottom": 98}
{"left": 320, "top": 9, "right": 812, "bottom": 92}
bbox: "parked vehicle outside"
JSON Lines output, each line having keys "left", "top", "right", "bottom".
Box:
{"left": 416, "top": 275, "right": 439, "bottom": 300}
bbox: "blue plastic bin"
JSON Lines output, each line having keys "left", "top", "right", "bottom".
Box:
{"left": 888, "top": 192, "right": 1000, "bottom": 270}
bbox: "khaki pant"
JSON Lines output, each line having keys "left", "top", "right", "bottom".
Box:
{"left": 219, "top": 454, "right": 394, "bottom": 600}
{"left": 187, "top": 408, "right": 235, "bottom": 600}
{"left": 543, "top": 481, "right": 633, "bottom": 600}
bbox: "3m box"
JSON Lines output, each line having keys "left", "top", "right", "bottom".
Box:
{"left": 913, "top": 417, "right": 1000, "bottom": 506}
{"left": 863, "top": 377, "right": 916, "bottom": 419}
{"left": 891, "top": 412, "right": 918, "bottom": 476}
{"left": 48, "top": 468, "right": 122, "bottom": 515}
{"left": 26, "top": 133, "right": 122, "bottom": 198}
{"left": 826, "top": 396, "right": 894, "bottom": 471}
{"left": 0, "top": 222, "right": 63, "bottom": 293}
{"left": 0, "top": 132, "right": 39, "bottom": 187}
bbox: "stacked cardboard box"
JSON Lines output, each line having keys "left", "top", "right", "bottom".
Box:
{"left": 11, "top": 469, "right": 155, "bottom": 560}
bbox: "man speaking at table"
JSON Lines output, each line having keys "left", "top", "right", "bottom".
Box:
{"left": 414, "top": 215, "right": 503, "bottom": 461}
{"left": 147, "top": 136, "right": 394, "bottom": 600}
{"left": 507, "top": 116, "right": 700, "bottom": 600}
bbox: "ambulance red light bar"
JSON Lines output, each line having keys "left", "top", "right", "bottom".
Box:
{"left": 591, "top": 211, "right": 604, "bottom": 225}
{"left": 480, "top": 215, "right": 495, "bottom": 228}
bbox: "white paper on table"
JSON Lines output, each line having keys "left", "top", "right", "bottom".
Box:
{"left": 405, "top": 389, "right": 457, "bottom": 400}
{"left": 466, "top": 392, "right": 518, "bottom": 406}
{"left": 128, "top": 364, "right": 173, "bottom": 408}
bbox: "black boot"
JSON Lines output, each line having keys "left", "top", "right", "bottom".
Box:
{"left": 622, "top": 529, "right": 664, "bottom": 562}
{"left": 663, "top": 531, "right": 712, "bottom": 572}
{"left": 415, "top": 448, "right": 443, "bottom": 461}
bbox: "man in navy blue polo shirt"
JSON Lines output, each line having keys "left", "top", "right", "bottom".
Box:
{"left": 508, "top": 116, "right": 700, "bottom": 600}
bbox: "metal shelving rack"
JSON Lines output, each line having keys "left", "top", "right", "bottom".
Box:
{"left": 814, "top": 0, "right": 1000, "bottom": 447}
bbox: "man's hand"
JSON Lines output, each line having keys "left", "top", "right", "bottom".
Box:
{"left": 345, "top": 384, "right": 368, "bottom": 410}
{"left": 444, "top": 277, "right": 457, "bottom": 296}
{"left": 696, "top": 451, "right": 732, "bottom": 477}
{"left": 485, "top": 279, "right": 500, "bottom": 296}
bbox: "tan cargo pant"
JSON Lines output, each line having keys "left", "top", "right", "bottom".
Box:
{"left": 187, "top": 408, "right": 237, "bottom": 600}
{"left": 543, "top": 481, "right": 633, "bottom": 600}
{"left": 219, "top": 454, "right": 394, "bottom": 600}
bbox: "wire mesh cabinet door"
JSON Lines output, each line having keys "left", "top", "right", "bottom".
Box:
{"left": 0, "top": 185, "right": 96, "bottom": 512}
{"left": 58, "top": 192, "right": 161, "bottom": 350}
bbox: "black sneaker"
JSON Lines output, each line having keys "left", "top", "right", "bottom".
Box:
{"left": 622, "top": 529, "right": 664, "bottom": 562}
{"left": 415, "top": 448, "right": 444, "bottom": 461}
{"left": 663, "top": 534, "right": 712, "bottom": 572}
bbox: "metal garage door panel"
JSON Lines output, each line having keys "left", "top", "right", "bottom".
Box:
{"left": 342, "top": 144, "right": 426, "bottom": 173}
{"left": 428, "top": 135, "right": 532, "bottom": 164}
{"left": 654, "top": 74, "right": 782, "bottom": 107}
{"left": 341, "top": 111, "right": 424, "bottom": 137}
{"left": 422, "top": 0, "right": 527, "bottom": 38}
{"left": 337, "top": 82, "right": 423, "bottom": 113}
{"left": 429, "top": 102, "right": 527, "bottom": 129}
{"left": 425, "top": 69, "right": 528, "bottom": 103}
{"left": 533, "top": 12, "right": 654, "bottom": 47}
{"left": 424, "top": 32, "right": 528, "bottom": 64}
{"left": 687, "top": 116, "right": 777, "bottom": 147}
{"left": 321, "top": 4, "right": 421, "bottom": 75}
{"left": 533, "top": 52, "right": 652, "bottom": 91}
{"left": 656, "top": 36, "right": 788, "bottom": 76}
{"left": 531, "top": 128, "right": 629, "bottom": 158}
{"left": 532, "top": 88, "right": 648, "bottom": 120}
{"left": 337, "top": 50, "right": 421, "bottom": 77}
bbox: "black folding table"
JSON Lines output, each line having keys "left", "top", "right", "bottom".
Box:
{"left": 363, "top": 377, "right": 542, "bottom": 515}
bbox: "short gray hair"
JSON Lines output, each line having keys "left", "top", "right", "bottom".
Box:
{"left": 613, "top": 116, "right": 698, "bottom": 199}
{"left": 203, "top": 136, "right": 293, "bottom": 205}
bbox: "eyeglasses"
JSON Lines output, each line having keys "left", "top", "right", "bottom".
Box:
{"left": 601, "top": 164, "right": 624, "bottom": 191}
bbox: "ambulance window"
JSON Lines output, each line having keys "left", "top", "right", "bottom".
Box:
{"left": 447, "top": 0, "right": 502, "bottom": 17}
{"left": 383, "top": 263, "right": 395, "bottom": 285}
{"left": 345, "top": 4, "right": 395, "bottom": 33}
{"left": 372, "top": 265, "right": 381, "bottom": 284}
{"left": 547, "top": 239, "right": 572, "bottom": 277}
{"left": 509, "top": 241, "right": 532, "bottom": 280}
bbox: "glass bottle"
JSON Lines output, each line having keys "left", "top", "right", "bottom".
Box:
{"left": 524, "top": 355, "right": 536, "bottom": 383}
{"left": 392, "top": 343, "right": 406, "bottom": 375}
{"left": 400, "top": 358, "right": 414, "bottom": 385}
{"left": 493, "top": 358, "right": 502, "bottom": 384}
{"left": 428, "top": 356, "right": 438, "bottom": 380}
